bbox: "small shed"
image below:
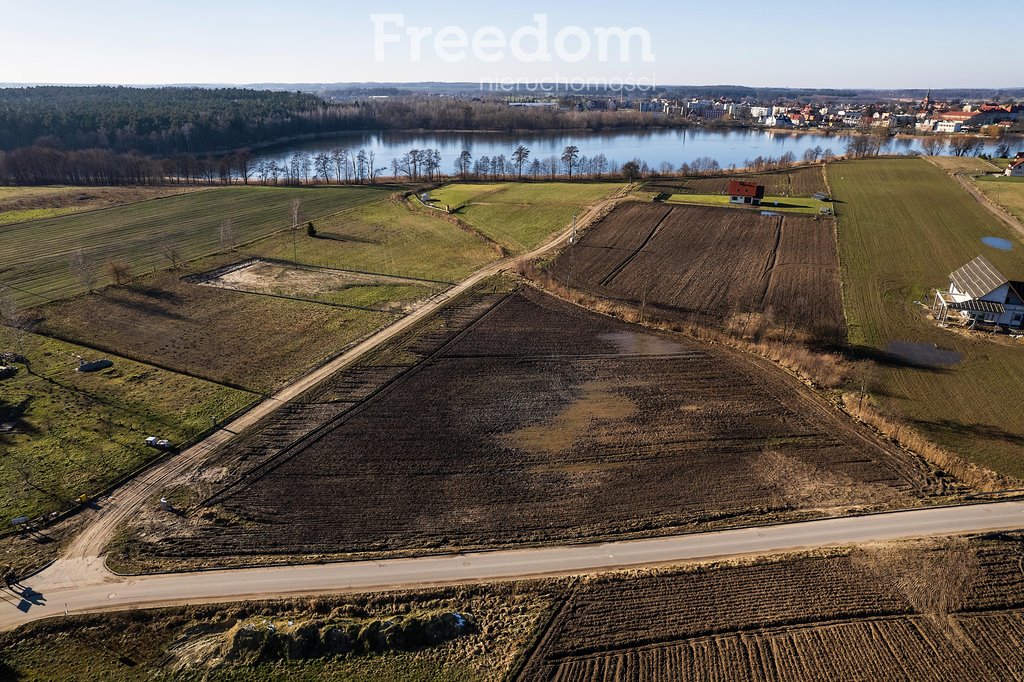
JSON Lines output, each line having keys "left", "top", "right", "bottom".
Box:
{"left": 727, "top": 180, "right": 766, "bottom": 206}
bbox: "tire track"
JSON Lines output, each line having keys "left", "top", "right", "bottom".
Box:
{"left": 599, "top": 205, "right": 673, "bottom": 287}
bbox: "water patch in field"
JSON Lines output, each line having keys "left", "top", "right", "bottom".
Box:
{"left": 981, "top": 236, "right": 1013, "bottom": 251}
{"left": 599, "top": 331, "right": 686, "bottom": 356}
{"left": 886, "top": 341, "right": 962, "bottom": 368}
{"left": 503, "top": 380, "right": 636, "bottom": 455}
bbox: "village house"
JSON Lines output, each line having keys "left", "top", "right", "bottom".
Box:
{"left": 1006, "top": 158, "right": 1024, "bottom": 177}
{"left": 727, "top": 180, "right": 765, "bottom": 206}
{"left": 932, "top": 255, "right": 1024, "bottom": 329}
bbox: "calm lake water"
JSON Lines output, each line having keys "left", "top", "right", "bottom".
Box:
{"left": 253, "top": 128, "right": 1020, "bottom": 174}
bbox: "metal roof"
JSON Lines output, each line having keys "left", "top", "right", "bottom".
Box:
{"left": 950, "top": 255, "right": 1007, "bottom": 300}
{"left": 949, "top": 299, "right": 1005, "bottom": 314}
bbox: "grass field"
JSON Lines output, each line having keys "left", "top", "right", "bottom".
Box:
{"left": 0, "top": 185, "right": 392, "bottom": 305}
{"left": 664, "top": 193, "right": 831, "bottom": 214}
{"left": 252, "top": 195, "right": 500, "bottom": 283}
{"left": 429, "top": 182, "right": 623, "bottom": 253}
{"left": 974, "top": 174, "right": 1024, "bottom": 223}
{"left": 0, "top": 327, "right": 254, "bottom": 521}
{"left": 829, "top": 157, "right": 1024, "bottom": 477}
{"left": 0, "top": 185, "right": 203, "bottom": 226}
{"left": 35, "top": 268, "right": 395, "bottom": 394}
{"left": 925, "top": 156, "right": 1000, "bottom": 173}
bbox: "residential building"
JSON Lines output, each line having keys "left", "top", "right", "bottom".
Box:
{"left": 727, "top": 181, "right": 765, "bottom": 206}
{"left": 932, "top": 255, "right": 1024, "bottom": 328}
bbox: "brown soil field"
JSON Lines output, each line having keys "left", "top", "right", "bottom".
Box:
{"left": 645, "top": 166, "right": 828, "bottom": 197}
{"left": 518, "top": 533, "right": 1024, "bottom": 681}
{"left": 119, "top": 287, "right": 940, "bottom": 566}
{"left": 548, "top": 202, "right": 845, "bottom": 342}
{"left": 35, "top": 270, "right": 396, "bottom": 393}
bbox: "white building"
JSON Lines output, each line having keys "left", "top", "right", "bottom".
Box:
{"left": 935, "top": 120, "right": 962, "bottom": 133}
{"left": 932, "top": 255, "right": 1024, "bottom": 328}
{"left": 1006, "top": 159, "right": 1024, "bottom": 177}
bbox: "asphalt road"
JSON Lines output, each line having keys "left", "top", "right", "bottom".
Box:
{"left": 2, "top": 501, "right": 1022, "bottom": 631}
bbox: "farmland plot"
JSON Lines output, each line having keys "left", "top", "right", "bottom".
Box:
{"left": 36, "top": 270, "right": 395, "bottom": 394}
{"left": 645, "top": 166, "right": 828, "bottom": 197}
{"left": 549, "top": 202, "right": 845, "bottom": 340}
{"left": 0, "top": 185, "right": 389, "bottom": 305}
{"left": 124, "top": 287, "right": 938, "bottom": 565}
{"left": 519, "top": 535, "right": 1024, "bottom": 681}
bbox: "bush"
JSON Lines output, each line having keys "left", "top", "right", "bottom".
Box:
{"left": 306, "top": 221, "right": 316, "bottom": 238}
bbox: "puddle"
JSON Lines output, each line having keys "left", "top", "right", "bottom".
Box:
{"left": 981, "top": 237, "right": 1013, "bottom": 251}
{"left": 599, "top": 331, "right": 686, "bottom": 356}
{"left": 886, "top": 341, "right": 962, "bottom": 368}
{"left": 504, "top": 380, "right": 636, "bottom": 454}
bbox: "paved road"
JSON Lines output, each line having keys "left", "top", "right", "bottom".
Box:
{"left": 3, "top": 501, "right": 1022, "bottom": 631}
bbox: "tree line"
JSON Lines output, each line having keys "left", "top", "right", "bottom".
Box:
{"left": 0, "top": 86, "right": 686, "bottom": 158}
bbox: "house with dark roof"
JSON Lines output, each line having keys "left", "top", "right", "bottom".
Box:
{"left": 932, "top": 255, "right": 1024, "bottom": 328}
{"left": 727, "top": 180, "right": 765, "bottom": 206}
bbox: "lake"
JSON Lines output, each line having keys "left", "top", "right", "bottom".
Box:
{"left": 252, "top": 128, "right": 1020, "bottom": 175}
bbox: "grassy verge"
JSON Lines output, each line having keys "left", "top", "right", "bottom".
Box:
{"left": 829, "top": 157, "right": 1024, "bottom": 478}
{"left": 0, "top": 584, "right": 556, "bottom": 681}
{"left": 0, "top": 327, "right": 255, "bottom": 521}
{"left": 429, "top": 182, "right": 623, "bottom": 253}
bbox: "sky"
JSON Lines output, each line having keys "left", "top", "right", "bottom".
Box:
{"left": 1, "top": 0, "right": 1018, "bottom": 89}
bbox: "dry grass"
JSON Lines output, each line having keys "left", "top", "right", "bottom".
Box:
{"left": 841, "top": 394, "right": 1014, "bottom": 492}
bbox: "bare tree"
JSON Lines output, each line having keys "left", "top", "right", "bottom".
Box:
{"left": 69, "top": 248, "right": 98, "bottom": 291}
{"left": 104, "top": 259, "right": 133, "bottom": 285}
{"left": 219, "top": 218, "right": 237, "bottom": 251}
{"left": 330, "top": 148, "right": 348, "bottom": 183}
{"left": 0, "top": 284, "right": 35, "bottom": 358}
{"left": 313, "top": 153, "right": 332, "bottom": 184}
{"left": 920, "top": 135, "right": 946, "bottom": 156}
{"left": 160, "top": 241, "right": 182, "bottom": 270}
{"left": 995, "top": 142, "right": 1011, "bottom": 159}
{"left": 948, "top": 135, "right": 984, "bottom": 157}
{"left": 235, "top": 150, "right": 254, "bottom": 185}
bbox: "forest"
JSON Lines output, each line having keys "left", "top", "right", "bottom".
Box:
{"left": 0, "top": 86, "right": 698, "bottom": 184}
